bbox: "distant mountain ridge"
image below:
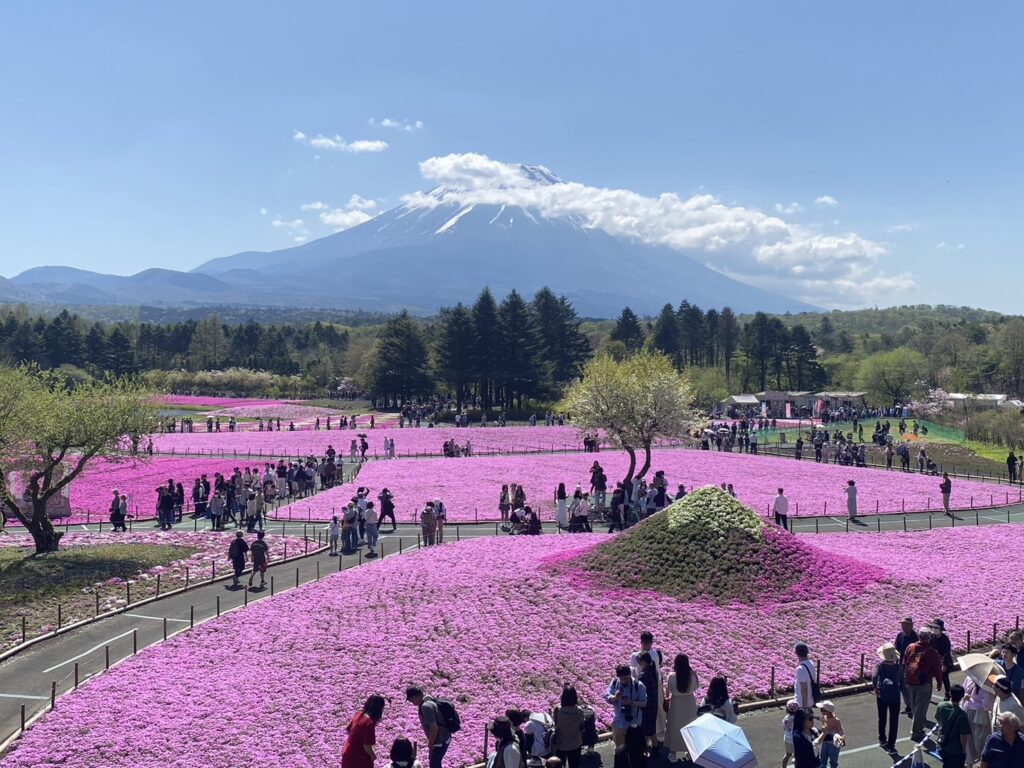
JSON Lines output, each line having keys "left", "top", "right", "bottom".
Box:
{"left": 7, "top": 164, "right": 818, "bottom": 316}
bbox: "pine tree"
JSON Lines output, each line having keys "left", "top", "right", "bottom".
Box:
{"left": 650, "top": 304, "right": 682, "bottom": 368}
{"left": 609, "top": 307, "right": 645, "bottom": 352}
{"left": 365, "top": 311, "right": 431, "bottom": 405}
{"left": 717, "top": 307, "right": 740, "bottom": 386}
{"left": 497, "top": 290, "right": 542, "bottom": 409}
{"left": 435, "top": 304, "right": 476, "bottom": 410}
{"left": 471, "top": 288, "right": 501, "bottom": 409}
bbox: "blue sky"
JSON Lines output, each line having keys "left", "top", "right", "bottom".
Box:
{"left": 0, "top": 1, "right": 1019, "bottom": 311}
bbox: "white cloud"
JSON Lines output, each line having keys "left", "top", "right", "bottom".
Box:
{"left": 774, "top": 202, "right": 804, "bottom": 214}
{"left": 259, "top": 207, "right": 268, "bottom": 216}
{"left": 271, "top": 218, "right": 305, "bottom": 230}
{"left": 293, "top": 236, "right": 308, "bottom": 244}
{"left": 301, "top": 201, "right": 329, "bottom": 211}
{"left": 936, "top": 241, "right": 965, "bottom": 251}
{"left": 270, "top": 217, "right": 309, "bottom": 241}
{"left": 369, "top": 117, "right": 424, "bottom": 132}
{"left": 402, "top": 152, "right": 909, "bottom": 305}
{"left": 293, "top": 130, "right": 388, "bottom": 154}
{"left": 318, "top": 195, "right": 379, "bottom": 232}
{"left": 814, "top": 195, "right": 839, "bottom": 207}
{"left": 886, "top": 222, "right": 917, "bottom": 233}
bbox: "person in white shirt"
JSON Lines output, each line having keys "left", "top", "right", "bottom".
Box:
{"left": 773, "top": 488, "right": 791, "bottom": 532}
{"left": 794, "top": 642, "right": 817, "bottom": 709}
{"left": 327, "top": 515, "right": 341, "bottom": 555}
{"left": 991, "top": 676, "right": 1024, "bottom": 732}
{"left": 522, "top": 710, "right": 554, "bottom": 758}
{"left": 363, "top": 502, "right": 380, "bottom": 555}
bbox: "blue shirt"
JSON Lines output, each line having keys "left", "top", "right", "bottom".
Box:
{"left": 999, "top": 662, "right": 1024, "bottom": 698}
{"left": 605, "top": 678, "right": 648, "bottom": 730}
{"left": 981, "top": 733, "right": 1024, "bottom": 768}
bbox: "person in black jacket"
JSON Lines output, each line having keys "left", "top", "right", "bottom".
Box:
{"left": 792, "top": 709, "right": 818, "bottom": 768}
{"left": 930, "top": 618, "right": 955, "bottom": 700}
{"left": 895, "top": 617, "right": 919, "bottom": 714}
{"left": 873, "top": 643, "right": 904, "bottom": 751}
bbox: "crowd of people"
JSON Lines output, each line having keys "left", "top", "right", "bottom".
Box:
{"left": 325, "top": 486, "right": 398, "bottom": 556}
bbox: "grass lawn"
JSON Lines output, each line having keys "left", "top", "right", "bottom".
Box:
{"left": 0, "top": 543, "right": 198, "bottom": 650}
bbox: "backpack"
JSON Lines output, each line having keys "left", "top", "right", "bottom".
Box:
{"left": 579, "top": 706, "right": 598, "bottom": 748}
{"left": 801, "top": 660, "right": 822, "bottom": 704}
{"left": 903, "top": 646, "right": 927, "bottom": 685}
{"left": 429, "top": 697, "right": 461, "bottom": 733}
{"left": 877, "top": 663, "right": 901, "bottom": 704}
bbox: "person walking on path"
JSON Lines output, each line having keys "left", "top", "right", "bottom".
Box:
{"left": 405, "top": 686, "right": 453, "bottom": 768}
{"left": 227, "top": 530, "right": 249, "bottom": 588}
{"left": 930, "top": 618, "right": 955, "bottom": 700}
{"left": 364, "top": 502, "right": 379, "bottom": 555}
{"left": 665, "top": 654, "right": 699, "bottom": 763}
{"left": 1008, "top": 452, "right": 1018, "bottom": 484}
{"left": 873, "top": 643, "right": 904, "bottom": 752}
{"left": 903, "top": 628, "right": 944, "bottom": 741}
{"left": 845, "top": 480, "right": 858, "bottom": 521}
{"left": 248, "top": 530, "right": 269, "bottom": 589}
{"left": 936, "top": 684, "right": 972, "bottom": 768}
{"left": 433, "top": 498, "right": 446, "bottom": 544}
{"left": 378, "top": 488, "right": 397, "bottom": 532}
{"left": 342, "top": 695, "right": 386, "bottom": 768}
{"left": 110, "top": 489, "right": 128, "bottom": 532}
{"left": 773, "top": 488, "right": 790, "bottom": 532}
{"left": 941, "top": 473, "right": 953, "bottom": 517}
{"left": 895, "top": 617, "right": 919, "bottom": 715}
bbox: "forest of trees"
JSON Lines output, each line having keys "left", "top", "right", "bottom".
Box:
{"left": 3, "top": 297, "right": 1024, "bottom": 409}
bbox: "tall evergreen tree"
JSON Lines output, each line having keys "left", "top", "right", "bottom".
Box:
{"left": 650, "top": 304, "right": 682, "bottom": 367}
{"left": 716, "top": 307, "right": 740, "bottom": 386}
{"left": 497, "top": 290, "right": 542, "bottom": 409}
{"left": 435, "top": 304, "right": 476, "bottom": 410}
{"left": 532, "top": 288, "right": 590, "bottom": 391}
{"left": 365, "top": 311, "right": 431, "bottom": 405}
{"left": 471, "top": 288, "right": 501, "bottom": 409}
{"left": 609, "top": 307, "right": 646, "bottom": 352}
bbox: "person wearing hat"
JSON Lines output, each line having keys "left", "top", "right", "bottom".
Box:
{"left": 930, "top": 619, "right": 955, "bottom": 701}
{"left": 873, "top": 643, "right": 904, "bottom": 751}
{"left": 487, "top": 716, "right": 522, "bottom": 768}
{"left": 992, "top": 676, "right": 1024, "bottom": 733}
{"left": 903, "top": 629, "right": 944, "bottom": 742}
{"left": 794, "top": 642, "right": 817, "bottom": 710}
{"left": 815, "top": 701, "right": 845, "bottom": 768}
{"left": 895, "top": 618, "right": 919, "bottom": 715}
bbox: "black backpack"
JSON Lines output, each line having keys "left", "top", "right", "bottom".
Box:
{"left": 429, "top": 697, "right": 461, "bottom": 733}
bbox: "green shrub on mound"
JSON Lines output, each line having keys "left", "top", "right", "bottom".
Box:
{"left": 572, "top": 486, "right": 874, "bottom": 604}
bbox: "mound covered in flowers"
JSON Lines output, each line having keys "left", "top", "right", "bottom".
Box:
{"left": 571, "top": 487, "right": 882, "bottom": 603}
{"left": 4, "top": 520, "right": 1022, "bottom": 768}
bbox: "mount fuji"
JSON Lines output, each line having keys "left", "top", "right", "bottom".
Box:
{"left": 9, "top": 164, "right": 817, "bottom": 316}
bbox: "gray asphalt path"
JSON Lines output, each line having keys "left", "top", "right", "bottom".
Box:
{"left": 0, "top": 522, "right": 500, "bottom": 747}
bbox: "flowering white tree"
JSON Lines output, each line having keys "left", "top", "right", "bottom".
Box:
{"left": 911, "top": 388, "right": 951, "bottom": 419}
{"left": 563, "top": 352, "right": 699, "bottom": 486}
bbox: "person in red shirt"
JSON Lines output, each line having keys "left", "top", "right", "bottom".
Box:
{"left": 343, "top": 695, "right": 386, "bottom": 768}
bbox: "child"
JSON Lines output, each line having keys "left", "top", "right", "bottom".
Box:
{"left": 782, "top": 699, "right": 799, "bottom": 768}
{"left": 815, "top": 701, "right": 845, "bottom": 768}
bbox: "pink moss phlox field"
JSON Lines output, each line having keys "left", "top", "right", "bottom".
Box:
{"left": 151, "top": 424, "right": 591, "bottom": 458}
{"left": 208, "top": 403, "right": 341, "bottom": 420}
{"left": 5, "top": 525, "right": 1022, "bottom": 768}
{"left": 270, "top": 450, "right": 1005, "bottom": 523}
{"left": 0, "top": 531, "right": 261, "bottom": 650}
{"left": 158, "top": 396, "right": 298, "bottom": 408}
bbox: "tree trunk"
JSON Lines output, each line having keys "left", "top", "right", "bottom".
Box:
{"left": 636, "top": 443, "right": 653, "bottom": 481}
{"left": 28, "top": 500, "right": 63, "bottom": 554}
{"left": 621, "top": 446, "right": 637, "bottom": 489}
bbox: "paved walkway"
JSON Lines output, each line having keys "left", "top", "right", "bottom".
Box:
{"left": 0, "top": 521, "right": 498, "bottom": 745}
{"left": 583, "top": 683, "right": 960, "bottom": 768}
